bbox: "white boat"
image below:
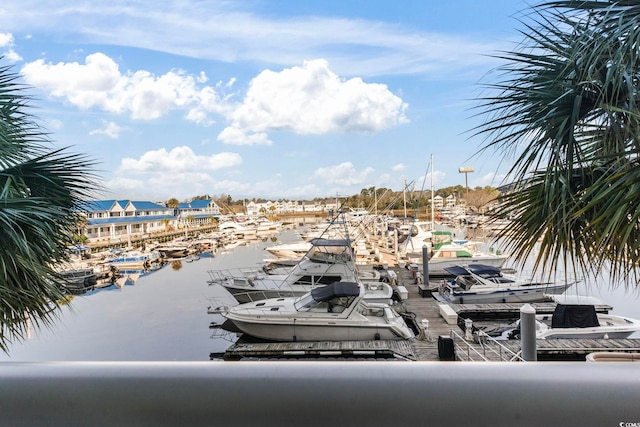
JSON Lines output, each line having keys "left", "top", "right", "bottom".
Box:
{"left": 265, "top": 240, "right": 312, "bottom": 259}
{"left": 397, "top": 221, "right": 436, "bottom": 256}
{"left": 504, "top": 302, "right": 640, "bottom": 340}
{"left": 251, "top": 216, "right": 281, "bottom": 233}
{"left": 215, "top": 281, "right": 414, "bottom": 342}
{"left": 107, "top": 250, "right": 163, "bottom": 269}
{"left": 401, "top": 229, "right": 508, "bottom": 276}
{"left": 208, "top": 238, "right": 391, "bottom": 304}
{"left": 586, "top": 352, "right": 640, "bottom": 362}
{"left": 438, "top": 264, "right": 576, "bottom": 304}
{"left": 426, "top": 239, "right": 508, "bottom": 275}
{"left": 218, "top": 220, "right": 258, "bottom": 239}
{"left": 154, "top": 243, "right": 191, "bottom": 259}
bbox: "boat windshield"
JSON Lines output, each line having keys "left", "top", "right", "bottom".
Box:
{"left": 294, "top": 293, "right": 316, "bottom": 311}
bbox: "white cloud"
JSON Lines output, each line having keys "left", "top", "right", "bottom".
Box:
{"left": 216, "top": 126, "right": 271, "bottom": 146}
{"left": 0, "top": 33, "right": 13, "bottom": 47}
{"left": 218, "top": 59, "right": 408, "bottom": 145}
{"left": 4, "top": 49, "right": 22, "bottom": 62}
{"left": 20, "top": 54, "right": 408, "bottom": 146}
{"left": 313, "top": 162, "right": 374, "bottom": 186}
{"left": 118, "top": 146, "right": 242, "bottom": 174}
{"left": 90, "top": 121, "right": 124, "bottom": 139}
{"left": 46, "top": 118, "right": 64, "bottom": 131}
{"left": 20, "top": 53, "right": 228, "bottom": 122}
{"left": 0, "top": 33, "right": 22, "bottom": 62}
{"left": 0, "top": 2, "right": 506, "bottom": 78}
{"left": 392, "top": 163, "right": 406, "bottom": 172}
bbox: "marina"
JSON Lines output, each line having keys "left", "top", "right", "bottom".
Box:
{"left": 4, "top": 220, "right": 640, "bottom": 363}
{"left": 213, "top": 265, "right": 640, "bottom": 361}
{"left": 206, "top": 223, "right": 640, "bottom": 361}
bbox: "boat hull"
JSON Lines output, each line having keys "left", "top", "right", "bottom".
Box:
{"left": 536, "top": 313, "right": 640, "bottom": 339}
{"left": 444, "top": 283, "right": 570, "bottom": 304}
{"left": 228, "top": 318, "right": 410, "bottom": 342}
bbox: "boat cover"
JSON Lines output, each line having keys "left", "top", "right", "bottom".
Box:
{"left": 311, "top": 281, "right": 360, "bottom": 302}
{"left": 444, "top": 265, "right": 471, "bottom": 277}
{"left": 444, "top": 264, "right": 501, "bottom": 277}
{"left": 309, "top": 238, "right": 353, "bottom": 247}
{"left": 468, "top": 264, "right": 502, "bottom": 276}
{"left": 551, "top": 304, "right": 600, "bottom": 329}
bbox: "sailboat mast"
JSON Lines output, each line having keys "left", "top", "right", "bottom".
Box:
{"left": 431, "top": 153, "right": 435, "bottom": 230}
{"left": 403, "top": 178, "right": 407, "bottom": 218}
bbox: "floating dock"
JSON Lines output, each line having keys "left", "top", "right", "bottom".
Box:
{"left": 211, "top": 264, "right": 640, "bottom": 361}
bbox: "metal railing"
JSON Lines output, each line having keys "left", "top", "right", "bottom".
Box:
{"left": 0, "top": 361, "right": 638, "bottom": 427}
{"left": 450, "top": 329, "right": 524, "bottom": 361}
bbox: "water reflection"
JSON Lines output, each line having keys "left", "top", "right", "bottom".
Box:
{"left": 0, "top": 230, "right": 299, "bottom": 362}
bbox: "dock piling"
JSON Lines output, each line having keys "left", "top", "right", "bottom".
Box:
{"left": 520, "top": 304, "right": 537, "bottom": 361}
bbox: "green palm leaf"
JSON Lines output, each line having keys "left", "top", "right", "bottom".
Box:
{"left": 472, "top": 1, "right": 640, "bottom": 286}
{"left": 0, "top": 61, "right": 100, "bottom": 352}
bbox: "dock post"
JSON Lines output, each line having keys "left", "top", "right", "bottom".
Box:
{"left": 520, "top": 304, "right": 537, "bottom": 361}
{"left": 417, "top": 245, "right": 430, "bottom": 297}
{"left": 394, "top": 229, "right": 399, "bottom": 266}
{"left": 421, "top": 245, "right": 429, "bottom": 280}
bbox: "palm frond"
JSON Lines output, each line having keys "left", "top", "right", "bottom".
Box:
{"left": 0, "top": 60, "right": 101, "bottom": 352}
{"left": 472, "top": 1, "right": 640, "bottom": 286}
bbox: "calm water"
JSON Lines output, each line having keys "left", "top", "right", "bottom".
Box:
{"left": 1, "top": 227, "right": 640, "bottom": 361}
{"left": 0, "top": 230, "right": 297, "bottom": 362}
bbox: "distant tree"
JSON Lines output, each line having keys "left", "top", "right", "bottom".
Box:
{"left": 463, "top": 187, "right": 499, "bottom": 213}
{"left": 166, "top": 198, "right": 179, "bottom": 209}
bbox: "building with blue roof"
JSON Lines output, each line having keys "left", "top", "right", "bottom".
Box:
{"left": 80, "top": 199, "right": 222, "bottom": 245}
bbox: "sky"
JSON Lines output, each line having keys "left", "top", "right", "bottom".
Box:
{"left": 0, "top": 0, "right": 536, "bottom": 202}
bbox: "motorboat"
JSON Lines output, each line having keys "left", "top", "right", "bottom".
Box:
{"left": 397, "top": 221, "right": 436, "bottom": 256}
{"left": 154, "top": 243, "right": 191, "bottom": 259}
{"left": 265, "top": 240, "right": 312, "bottom": 259}
{"left": 586, "top": 352, "right": 640, "bottom": 362}
{"left": 503, "top": 302, "right": 640, "bottom": 340}
{"left": 438, "top": 264, "right": 576, "bottom": 304}
{"left": 400, "top": 229, "right": 508, "bottom": 276}
{"left": 208, "top": 238, "right": 392, "bottom": 304}
{"left": 107, "top": 250, "right": 164, "bottom": 270}
{"left": 426, "top": 240, "right": 508, "bottom": 276}
{"left": 59, "top": 268, "right": 99, "bottom": 294}
{"left": 214, "top": 281, "right": 414, "bottom": 342}
{"left": 218, "top": 220, "right": 258, "bottom": 239}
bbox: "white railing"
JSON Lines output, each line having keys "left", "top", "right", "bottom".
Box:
{"left": 0, "top": 362, "right": 637, "bottom": 427}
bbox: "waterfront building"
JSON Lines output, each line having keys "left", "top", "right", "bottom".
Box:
{"left": 177, "top": 199, "right": 222, "bottom": 227}
{"left": 81, "top": 200, "right": 177, "bottom": 245}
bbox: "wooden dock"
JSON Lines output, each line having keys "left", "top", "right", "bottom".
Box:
{"left": 212, "top": 339, "right": 417, "bottom": 361}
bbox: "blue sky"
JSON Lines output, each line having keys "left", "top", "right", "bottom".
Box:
{"left": 1, "top": 0, "right": 533, "bottom": 202}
